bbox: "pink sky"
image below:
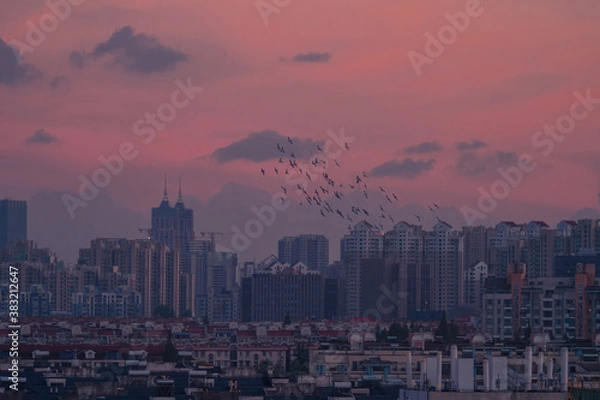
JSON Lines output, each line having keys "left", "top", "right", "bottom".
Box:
{"left": 1, "top": 0, "right": 600, "bottom": 222}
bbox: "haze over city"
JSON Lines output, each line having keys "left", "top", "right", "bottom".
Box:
{"left": 1, "top": 0, "right": 600, "bottom": 263}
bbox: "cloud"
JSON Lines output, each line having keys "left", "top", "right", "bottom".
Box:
{"left": 50, "top": 75, "right": 69, "bottom": 90}
{"left": 25, "top": 129, "right": 59, "bottom": 145}
{"left": 69, "top": 51, "right": 85, "bottom": 69}
{"left": 210, "top": 129, "right": 325, "bottom": 163}
{"left": 456, "top": 150, "right": 518, "bottom": 177}
{"left": 370, "top": 158, "right": 435, "bottom": 179}
{"left": 0, "top": 38, "right": 42, "bottom": 86}
{"left": 402, "top": 141, "right": 443, "bottom": 154}
{"left": 456, "top": 139, "right": 487, "bottom": 151}
{"left": 291, "top": 52, "right": 332, "bottom": 63}
{"left": 88, "top": 26, "right": 188, "bottom": 73}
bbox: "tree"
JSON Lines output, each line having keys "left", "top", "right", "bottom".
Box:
{"left": 435, "top": 313, "right": 458, "bottom": 341}
{"left": 257, "top": 359, "right": 273, "bottom": 375}
{"left": 163, "top": 332, "right": 177, "bottom": 362}
{"left": 389, "top": 322, "right": 410, "bottom": 341}
{"left": 435, "top": 312, "right": 449, "bottom": 339}
{"left": 283, "top": 311, "right": 291, "bottom": 326}
{"left": 447, "top": 320, "right": 459, "bottom": 341}
{"left": 273, "top": 363, "right": 285, "bottom": 376}
{"left": 153, "top": 305, "right": 175, "bottom": 319}
{"left": 289, "top": 342, "right": 309, "bottom": 376}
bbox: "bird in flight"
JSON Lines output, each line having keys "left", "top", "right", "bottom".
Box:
{"left": 287, "top": 136, "right": 293, "bottom": 145}
{"left": 260, "top": 168, "right": 265, "bottom": 175}
{"left": 414, "top": 214, "right": 421, "bottom": 221}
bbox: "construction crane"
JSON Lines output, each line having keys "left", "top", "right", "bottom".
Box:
{"left": 196, "top": 231, "right": 230, "bottom": 251}
{"left": 138, "top": 228, "right": 153, "bottom": 240}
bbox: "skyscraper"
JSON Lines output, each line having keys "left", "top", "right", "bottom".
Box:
{"left": 151, "top": 176, "right": 194, "bottom": 270}
{"left": 278, "top": 234, "right": 329, "bottom": 273}
{"left": 0, "top": 199, "right": 27, "bottom": 248}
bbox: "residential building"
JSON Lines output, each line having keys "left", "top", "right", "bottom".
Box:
{"left": 0, "top": 198, "right": 27, "bottom": 248}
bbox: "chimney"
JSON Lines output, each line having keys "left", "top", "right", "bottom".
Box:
{"left": 538, "top": 351, "right": 544, "bottom": 385}
{"left": 406, "top": 352, "right": 413, "bottom": 388}
{"left": 420, "top": 359, "right": 427, "bottom": 390}
{"left": 450, "top": 345, "right": 458, "bottom": 389}
{"left": 546, "top": 359, "right": 554, "bottom": 380}
{"left": 436, "top": 351, "right": 442, "bottom": 391}
{"left": 524, "top": 346, "right": 532, "bottom": 391}
{"left": 561, "top": 347, "right": 569, "bottom": 392}
{"left": 483, "top": 359, "right": 490, "bottom": 392}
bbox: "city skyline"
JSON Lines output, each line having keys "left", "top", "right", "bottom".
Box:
{"left": 4, "top": 190, "right": 600, "bottom": 264}
{"left": 1, "top": 1, "right": 600, "bottom": 265}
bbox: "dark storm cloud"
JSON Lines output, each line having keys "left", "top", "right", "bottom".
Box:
{"left": 210, "top": 129, "right": 325, "bottom": 163}
{"left": 88, "top": 26, "right": 188, "bottom": 73}
{"left": 292, "top": 52, "right": 332, "bottom": 63}
{"left": 370, "top": 158, "right": 435, "bottom": 179}
{"left": 25, "top": 129, "right": 59, "bottom": 145}
{"left": 0, "top": 39, "right": 42, "bottom": 86}
{"left": 455, "top": 150, "right": 518, "bottom": 176}
{"left": 455, "top": 139, "right": 487, "bottom": 151}
{"left": 402, "top": 141, "right": 443, "bottom": 154}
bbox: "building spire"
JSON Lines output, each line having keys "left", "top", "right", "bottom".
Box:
{"left": 163, "top": 174, "right": 169, "bottom": 201}
{"left": 177, "top": 175, "right": 183, "bottom": 204}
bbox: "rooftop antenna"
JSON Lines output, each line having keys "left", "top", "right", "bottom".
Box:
{"left": 163, "top": 174, "right": 168, "bottom": 201}
{"left": 177, "top": 175, "right": 183, "bottom": 204}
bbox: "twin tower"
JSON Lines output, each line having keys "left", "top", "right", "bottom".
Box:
{"left": 151, "top": 176, "right": 195, "bottom": 255}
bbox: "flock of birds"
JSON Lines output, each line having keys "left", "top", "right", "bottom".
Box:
{"left": 258, "top": 136, "right": 444, "bottom": 231}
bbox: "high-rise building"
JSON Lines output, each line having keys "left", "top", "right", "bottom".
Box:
{"left": 358, "top": 258, "right": 401, "bottom": 321}
{"left": 151, "top": 176, "right": 194, "bottom": 261}
{"left": 573, "top": 219, "right": 600, "bottom": 253}
{"left": 341, "top": 221, "right": 384, "bottom": 317}
{"left": 483, "top": 263, "right": 600, "bottom": 341}
{"left": 341, "top": 221, "right": 383, "bottom": 264}
{"left": 461, "top": 225, "right": 489, "bottom": 269}
{"left": 0, "top": 199, "right": 27, "bottom": 248}
{"left": 522, "top": 221, "right": 555, "bottom": 278}
{"left": 240, "top": 266, "right": 325, "bottom": 322}
{"left": 278, "top": 234, "right": 329, "bottom": 273}
{"left": 423, "top": 221, "right": 463, "bottom": 311}
{"left": 383, "top": 221, "right": 423, "bottom": 262}
{"left": 78, "top": 238, "right": 181, "bottom": 317}
{"left": 463, "top": 261, "right": 488, "bottom": 312}
{"left": 487, "top": 221, "right": 526, "bottom": 278}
